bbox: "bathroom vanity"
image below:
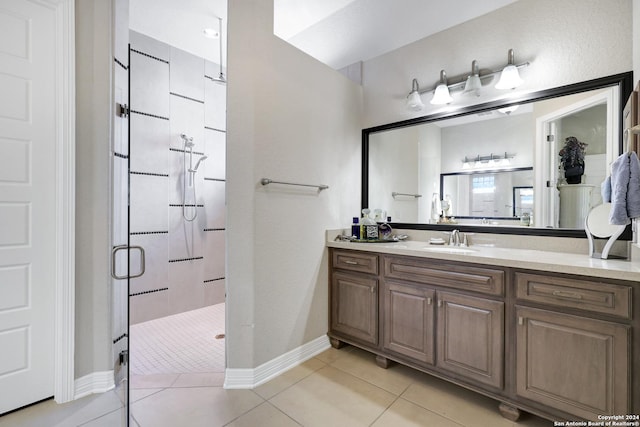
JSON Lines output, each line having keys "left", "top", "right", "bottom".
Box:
{"left": 326, "top": 240, "right": 640, "bottom": 422}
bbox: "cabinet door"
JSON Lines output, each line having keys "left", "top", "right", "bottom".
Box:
{"left": 516, "top": 306, "right": 629, "bottom": 419}
{"left": 331, "top": 272, "right": 378, "bottom": 346}
{"left": 437, "top": 292, "right": 504, "bottom": 389}
{"left": 382, "top": 281, "right": 435, "bottom": 364}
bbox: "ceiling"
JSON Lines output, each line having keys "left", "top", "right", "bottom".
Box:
{"left": 130, "top": 0, "right": 518, "bottom": 70}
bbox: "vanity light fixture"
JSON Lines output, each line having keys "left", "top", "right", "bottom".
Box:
{"left": 463, "top": 152, "right": 515, "bottom": 169}
{"left": 495, "top": 49, "right": 524, "bottom": 90}
{"left": 463, "top": 60, "right": 482, "bottom": 97}
{"left": 406, "top": 48, "right": 529, "bottom": 110}
{"left": 430, "top": 70, "right": 453, "bottom": 105}
{"left": 407, "top": 78, "right": 425, "bottom": 111}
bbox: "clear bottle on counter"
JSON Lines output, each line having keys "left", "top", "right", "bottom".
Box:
{"left": 361, "top": 209, "right": 379, "bottom": 240}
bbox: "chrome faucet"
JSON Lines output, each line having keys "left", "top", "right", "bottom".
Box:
{"left": 450, "top": 229, "right": 460, "bottom": 246}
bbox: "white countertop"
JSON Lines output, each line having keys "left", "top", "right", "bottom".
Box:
{"left": 327, "top": 239, "right": 640, "bottom": 282}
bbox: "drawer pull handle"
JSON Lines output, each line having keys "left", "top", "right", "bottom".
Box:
{"left": 437, "top": 299, "right": 442, "bottom": 307}
{"left": 427, "top": 297, "right": 432, "bottom": 305}
{"left": 370, "top": 286, "right": 375, "bottom": 294}
{"left": 518, "top": 316, "right": 524, "bottom": 326}
{"left": 344, "top": 260, "right": 359, "bottom": 265}
{"left": 552, "top": 290, "right": 583, "bottom": 300}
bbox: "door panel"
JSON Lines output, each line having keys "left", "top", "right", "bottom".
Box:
{"left": 331, "top": 272, "right": 378, "bottom": 345}
{"left": 436, "top": 292, "right": 504, "bottom": 389}
{"left": 516, "top": 306, "right": 629, "bottom": 419}
{"left": 382, "top": 281, "right": 434, "bottom": 364}
{"left": 0, "top": 0, "right": 57, "bottom": 414}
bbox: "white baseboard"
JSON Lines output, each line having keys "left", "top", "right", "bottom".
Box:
{"left": 74, "top": 370, "right": 115, "bottom": 400}
{"left": 224, "top": 335, "right": 330, "bottom": 389}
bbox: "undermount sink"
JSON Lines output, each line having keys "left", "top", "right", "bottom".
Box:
{"left": 422, "top": 246, "right": 477, "bottom": 254}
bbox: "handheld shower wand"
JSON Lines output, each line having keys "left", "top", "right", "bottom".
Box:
{"left": 181, "top": 134, "right": 204, "bottom": 222}
{"left": 190, "top": 155, "right": 208, "bottom": 173}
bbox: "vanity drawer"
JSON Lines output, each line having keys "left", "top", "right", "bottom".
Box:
{"left": 515, "top": 272, "right": 632, "bottom": 319}
{"left": 384, "top": 256, "right": 504, "bottom": 296}
{"left": 332, "top": 250, "right": 379, "bottom": 275}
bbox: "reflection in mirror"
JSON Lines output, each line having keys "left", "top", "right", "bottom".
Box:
{"left": 364, "top": 73, "right": 632, "bottom": 235}
{"left": 440, "top": 168, "right": 533, "bottom": 222}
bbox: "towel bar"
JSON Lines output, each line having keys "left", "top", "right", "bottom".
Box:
{"left": 261, "top": 178, "right": 329, "bottom": 191}
{"left": 392, "top": 192, "right": 422, "bottom": 198}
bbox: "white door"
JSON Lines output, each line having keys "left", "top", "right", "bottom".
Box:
{"left": 0, "top": 0, "right": 57, "bottom": 414}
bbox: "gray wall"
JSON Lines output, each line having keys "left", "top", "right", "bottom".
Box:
{"left": 226, "top": 0, "right": 363, "bottom": 369}
{"left": 75, "top": 0, "right": 113, "bottom": 378}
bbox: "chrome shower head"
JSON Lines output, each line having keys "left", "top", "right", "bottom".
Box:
{"left": 191, "top": 155, "right": 208, "bottom": 172}
{"left": 180, "top": 133, "right": 194, "bottom": 147}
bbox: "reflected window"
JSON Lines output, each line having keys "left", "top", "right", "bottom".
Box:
{"left": 472, "top": 176, "right": 496, "bottom": 194}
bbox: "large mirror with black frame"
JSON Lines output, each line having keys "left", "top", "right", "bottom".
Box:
{"left": 363, "top": 72, "right": 633, "bottom": 237}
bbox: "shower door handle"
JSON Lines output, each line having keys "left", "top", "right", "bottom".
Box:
{"left": 111, "top": 245, "right": 146, "bottom": 280}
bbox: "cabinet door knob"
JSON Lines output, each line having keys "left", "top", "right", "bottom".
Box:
{"left": 427, "top": 297, "right": 432, "bottom": 305}
{"left": 518, "top": 316, "right": 524, "bottom": 326}
{"left": 437, "top": 299, "right": 442, "bottom": 307}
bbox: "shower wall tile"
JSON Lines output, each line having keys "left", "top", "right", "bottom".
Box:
{"left": 204, "top": 279, "right": 225, "bottom": 306}
{"left": 205, "top": 78, "right": 226, "bottom": 131}
{"left": 170, "top": 47, "right": 205, "bottom": 101}
{"left": 128, "top": 33, "right": 226, "bottom": 319}
{"left": 129, "top": 233, "right": 169, "bottom": 295}
{"left": 204, "top": 128, "right": 226, "bottom": 180}
{"left": 130, "top": 114, "right": 170, "bottom": 174}
{"left": 130, "top": 52, "right": 170, "bottom": 119}
{"left": 168, "top": 258, "right": 204, "bottom": 315}
{"left": 204, "top": 230, "right": 225, "bottom": 280}
{"left": 168, "top": 149, "right": 206, "bottom": 206}
{"left": 169, "top": 95, "right": 205, "bottom": 150}
{"left": 203, "top": 180, "right": 225, "bottom": 229}
{"left": 130, "top": 174, "right": 168, "bottom": 233}
{"left": 168, "top": 206, "right": 205, "bottom": 260}
{"left": 130, "top": 290, "right": 169, "bottom": 325}
{"left": 130, "top": 30, "right": 170, "bottom": 62}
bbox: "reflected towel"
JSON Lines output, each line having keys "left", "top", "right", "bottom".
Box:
{"left": 601, "top": 176, "right": 611, "bottom": 203}
{"left": 609, "top": 151, "right": 640, "bottom": 225}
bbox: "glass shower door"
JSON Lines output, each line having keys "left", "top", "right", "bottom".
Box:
{"left": 112, "top": 0, "right": 134, "bottom": 423}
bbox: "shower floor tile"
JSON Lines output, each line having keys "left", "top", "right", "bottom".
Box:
{"left": 129, "top": 303, "right": 225, "bottom": 375}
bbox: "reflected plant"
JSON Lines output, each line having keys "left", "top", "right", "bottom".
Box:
{"left": 558, "top": 136, "right": 588, "bottom": 169}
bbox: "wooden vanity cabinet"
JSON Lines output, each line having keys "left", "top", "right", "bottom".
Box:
{"left": 328, "top": 248, "right": 637, "bottom": 422}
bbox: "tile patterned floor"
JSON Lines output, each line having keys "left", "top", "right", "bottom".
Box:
{"left": 0, "top": 346, "right": 555, "bottom": 427}
{"left": 129, "top": 303, "right": 226, "bottom": 375}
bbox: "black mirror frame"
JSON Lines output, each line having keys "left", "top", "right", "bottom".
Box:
{"left": 361, "top": 71, "right": 634, "bottom": 238}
